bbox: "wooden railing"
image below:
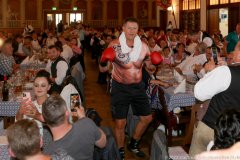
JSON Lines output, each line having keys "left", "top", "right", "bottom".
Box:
{"left": 86, "top": 20, "right": 104, "bottom": 28}
{"left": 0, "top": 20, "right": 41, "bottom": 28}
{"left": 138, "top": 19, "right": 148, "bottom": 28}
{"left": 106, "top": 20, "right": 119, "bottom": 27}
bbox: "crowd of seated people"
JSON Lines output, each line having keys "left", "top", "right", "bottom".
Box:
{"left": 0, "top": 20, "right": 240, "bottom": 160}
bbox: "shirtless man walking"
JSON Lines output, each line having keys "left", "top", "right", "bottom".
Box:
{"left": 100, "top": 17, "right": 162, "bottom": 159}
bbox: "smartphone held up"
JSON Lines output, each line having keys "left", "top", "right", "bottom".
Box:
{"left": 212, "top": 47, "right": 218, "bottom": 65}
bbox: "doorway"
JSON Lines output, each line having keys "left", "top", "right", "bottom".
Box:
{"left": 44, "top": 11, "right": 84, "bottom": 29}
{"left": 66, "top": 13, "right": 83, "bottom": 26}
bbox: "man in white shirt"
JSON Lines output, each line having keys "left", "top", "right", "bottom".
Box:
{"left": 59, "top": 36, "right": 73, "bottom": 64}
{"left": 45, "top": 44, "right": 69, "bottom": 94}
{"left": 189, "top": 49, "right": 240, "bottom": 156}
{"left": 175, "top": 42, "right": 208, "bottom": 78}
{"left": 46, "top": 32, "right": 57, "bottom": 47}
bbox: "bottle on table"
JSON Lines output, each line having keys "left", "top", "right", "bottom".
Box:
{"left": 2, "top": 75, "right": 9, "bottom": 101}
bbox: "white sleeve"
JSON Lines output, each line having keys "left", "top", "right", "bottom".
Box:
{"left": 17, "top": 43, "right": 24, "bottom": 54}
{"left": 45, "top": 60, "right": 51, "bottom": 73}
{"left": 194, "top": 65, "right": 231, "bottom": 101}
{"left": 55, "top": 61, "right": 68, "bottom": 85}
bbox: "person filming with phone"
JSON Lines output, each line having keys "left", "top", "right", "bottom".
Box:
{"left": 189, "top": 47, "right": 240, "bottom": 156}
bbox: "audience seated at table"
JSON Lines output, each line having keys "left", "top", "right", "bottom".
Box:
{"left": 46, "top": 31, "right": 57, "bottom": 47}
{"left": 12, "top": 34, "right": 24, "bottom": 64}
{"left": 0, "top": 38, "right": 19, "bottom": 80}
{"left": 15, "top": 70, "right": 50, "bottom": 135}
{"left": 162, "top": 46, "right": 174, "bottom": 66}
{"left": 189, "top": 48, "right": 240, "bottom": 157}
{"left": 175, "top": 42, "right": 208, "bottom": 79}
{"left": 148, "top": 37, "right": 161, "bottom": 52}
{"left": 42, "top": 95, "right": 106, "bottom": 160}
{"left": 31, "top": 32, "right": 41, "bottom": 52}
{"left": 173, "top": 43, "right": 189, "bottom": 66}
{"left": 7, "top": 119, "right": 73, "bottom": 160}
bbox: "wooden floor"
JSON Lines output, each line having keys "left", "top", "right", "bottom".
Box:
{"left": 83, "top": 52, "right": 152, "bottom": 160}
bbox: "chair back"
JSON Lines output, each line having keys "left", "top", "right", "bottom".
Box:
{"left": 71, "top": 62, "right": 85, "bottom": 104}
{"left": 150, "top": 129, "right": 169, "bottom": 160}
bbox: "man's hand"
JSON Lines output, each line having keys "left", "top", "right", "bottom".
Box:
{"left": 193, "top": 64, "right": 202, "bottom": 74}
{"left": 72, "top": 106, "right": 85, "bottom": 119}
{"left": 204, "top": 59, "right": 216, "bottom": 72}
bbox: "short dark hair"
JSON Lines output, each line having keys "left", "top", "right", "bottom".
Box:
{"left": 7, "top": 119, "right": 40, "bottom": 159}
{"left": 213, "top": 109, "right": 240, "bottom": 150}
{"left": 35, "top": 69, "right": 51, "bottom": 84}
{"left": 48, "top": 41, "right": 63, "bottom": 52}
{"left": 42, "top": 94, "right": 68, "bottom": 127}
{"left": 176, "top": 43, "right": 185, "bottom": 49}
{"left": 163, "top": 46, "right": 170, "bottom": 51}
{"left": 123, "top": 17, "right": 139, "bottom": 26}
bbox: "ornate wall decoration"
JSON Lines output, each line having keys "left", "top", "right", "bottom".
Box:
{"left": 156, "top": 0, "right": 172, "bottom": 9}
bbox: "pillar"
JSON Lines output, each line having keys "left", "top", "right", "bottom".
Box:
{"left": 37, "top": 0, "right": 43, "bottom": 28}
{"left": 2, "top": 0, "right": 7, "bottom": 27}
{"left": 148, "top": 0, "right": 152, "bottom": 26}
{"left": 200, "top": 0, "right": 207, "bottom": 31}
{"left": 20, "top": 0, "right": 25, "bottom": 25}
{"left": 87, "top": 0, "right": 92, "bottom": 22}
{"left": 118, "top": 0, "right": 123, "bottom": 25}
{"left": 102, "top": 0, "right": 108, "bottom": 25}
{"left": 133, "top": 0, "right": 137, "bottom": 18}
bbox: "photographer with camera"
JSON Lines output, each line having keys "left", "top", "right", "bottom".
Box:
{"left": 189, "top": 48, "right": 240, "bottom": 156}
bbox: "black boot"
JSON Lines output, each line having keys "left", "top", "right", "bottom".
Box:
{"left": 127, "top": 138, "right": 145, "bottom": 157}
{"left": 119, "top": 147, "right": 125, "bottom": 160}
